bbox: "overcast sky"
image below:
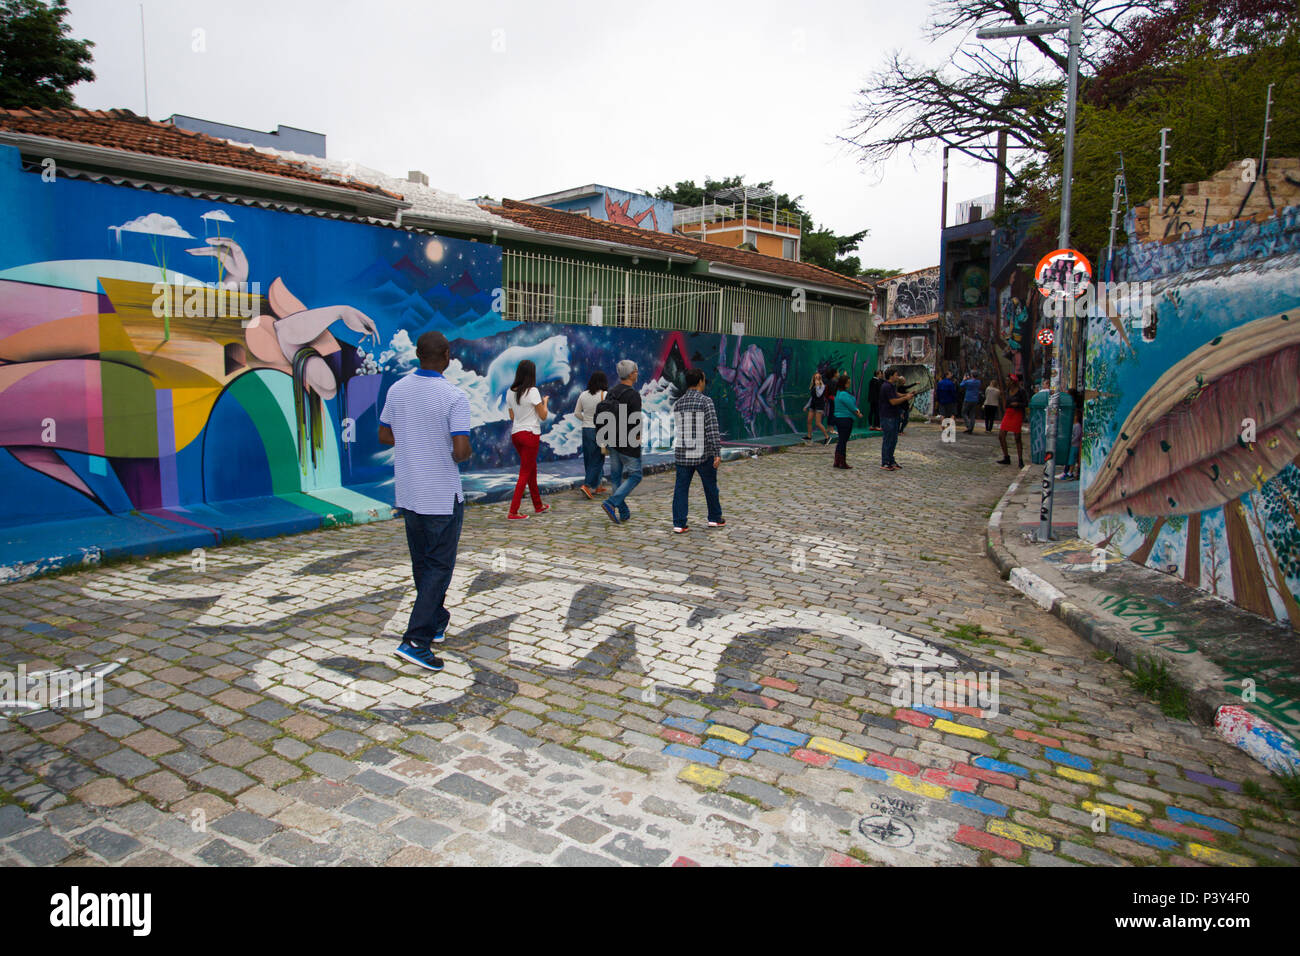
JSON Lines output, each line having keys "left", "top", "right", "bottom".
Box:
{"left": 65, "top": 0, "right": 1001, "bottom": 273}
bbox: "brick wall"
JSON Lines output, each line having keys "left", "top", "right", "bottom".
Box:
{"left": 1133, "top": 157, "right": 1300, "bottom": 242}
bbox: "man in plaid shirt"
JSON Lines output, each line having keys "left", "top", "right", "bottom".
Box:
{"left": 671, "top": 369, "right": 725, "bottom": 533}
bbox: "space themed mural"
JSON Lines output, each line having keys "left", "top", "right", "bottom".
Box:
{"left": 0, "top": 149, "right": 874, "bottom": 575}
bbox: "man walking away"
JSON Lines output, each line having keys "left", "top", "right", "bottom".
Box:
{"left": 960, "top": 371, "right": 982, "bottom": 433}
{"left": 867, "top": 368, "right": 883, "bottom": 429}
{"left": 597, "top": 359, "right": 643, "bottom": 524}
{"left": 935, "top": 372, "right": 958, "bottom": 423}
{"left": 878, "top": 366, "right": 913, "bottom": 471}
{"left": 378, "top": 331, "right": 472, "bottom": 673}
{"left": 983, "top": 380, "right": 1001, "bottom": 432}
{"left": 671, "top": 369, "right": 724, "bottom": 532}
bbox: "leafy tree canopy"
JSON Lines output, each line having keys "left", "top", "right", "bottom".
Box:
{"left": 0, "top": 0, "right": 94, "bottom": 109}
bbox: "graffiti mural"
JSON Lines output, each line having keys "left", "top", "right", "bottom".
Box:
{"left": 0, "top": 148, "right": 873, "bottom": 573}
{"left": 1081, "top": 210, "right": 1300, "bottom": 631}
{"left": 883, "top": 267, "right": 940, "bottom": 319}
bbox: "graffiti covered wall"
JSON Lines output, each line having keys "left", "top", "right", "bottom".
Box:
{"left": 1080, "top": 204, "right": 1300, "bottom": 631}
{"left": 0, "top": 148, "right": 871, "bottom": 573}
{"left": 543, "top": 186, "right": 674, "bottom": 234}
{"left": 881, "top": 267, "right": 940, "bottom": 320}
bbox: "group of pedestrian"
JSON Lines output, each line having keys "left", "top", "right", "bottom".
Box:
{"left": 378, "top": 337, "right": 728, "bottom": 674}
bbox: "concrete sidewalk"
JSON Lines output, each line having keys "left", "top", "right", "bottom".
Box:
{"left": 985, "top": 469, "right": 1300, "bottom": 776}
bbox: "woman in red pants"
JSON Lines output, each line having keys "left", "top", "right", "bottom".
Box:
{"left": 505, "top": 359, "right": 550, "bottom": 519}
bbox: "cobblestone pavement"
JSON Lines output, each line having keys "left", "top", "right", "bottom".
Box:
{"left": 1, "top": 426, "right": 1297, "bottom": 867}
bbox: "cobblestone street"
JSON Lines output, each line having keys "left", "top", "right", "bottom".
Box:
{"left": 1, "top": 427, "right": 1296, "bottom": 867}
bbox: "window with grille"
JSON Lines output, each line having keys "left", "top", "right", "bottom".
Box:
{"left": 505, "top": 282, "right": 556, "bottom": 323}
{"left": 909, "top": 336, "right": 926, "bottom": 357}
{"left": 889, "top": 337, "right": 905, "bottom": 357}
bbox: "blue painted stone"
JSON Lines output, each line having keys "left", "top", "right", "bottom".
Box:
{"left": 746, "top": 737, "right": 791, "bottom": 755}
{"left": 1166, "top": 806, "right": 1240, "bottom": 835}
{"left": 1109, "top": 822, "right": 1179, "bottom": 849}
{"left": 1044, "top": 748, "right": 1093, "bottom": 771}
{"left": 833, "top": 759, "right": 888, "bottom": 781}
{"left": 752, "top": 724, "right": 810, "bottom": 747}
{"left": 723, "top": 678, "right": 762, "bottom": 693}
{"left": 662, "top": 716, "right": 710, "bottom": 736}
{"left": 662, "top": 743, "right": 720, "bottom": 767}
{"left": 973, "top": 756, "right": 1031, "bottom": 778}
{"left": 950, "top": 791, "right": 1009, "bottom": 817}
{"left": 913, "top": 705, "right": 954, "bottom": 720}
{"left": 702, "top": 739, "right": 755, "bottom": 760}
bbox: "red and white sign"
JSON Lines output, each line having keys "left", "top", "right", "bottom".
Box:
{"left": 1037, "top": 327, "right": 1055, "bottom": 346}
{"left": 1035, "top": 248, "right": 1092, "bottom": 299}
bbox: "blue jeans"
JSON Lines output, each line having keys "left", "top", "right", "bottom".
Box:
{"left": 881, "top": 416, "right": 900, "bottom": 466}
{"left": 581, "top": 427, "right": 605, "bottom": 489}
{"left": 605, "top": 450, "right": 642, "bottom": 519}
{"left": 672, "top": 460, "right": 722, "bottom": 527}
{"left": 401, "top": 499, "right": 464, "bottom": 647}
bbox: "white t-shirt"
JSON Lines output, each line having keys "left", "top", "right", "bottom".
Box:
{"left": 507, "top": 386, "right": 543, "bottom": 435}
{"left": 574, "top": 389, "right": 604, "bottom": 427}
{"left": 984, "top": 385, "right": 1001, "bottom": 407}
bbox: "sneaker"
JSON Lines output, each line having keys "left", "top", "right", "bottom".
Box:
{"left": 672, "top": 526, "right": 689, "bottom": 534}
{"left": 580, "top": 485, "right": 595, "bottom": 500}
{"left": 507, "top": 512, "right": 528, "bottom": 520}
{"left": 431, "top": 632, "right": 446, "bottom": 645}
{"left": 997, "top": 456, "right": 1011, "bottom": 464}
{"left": 535, "top": 503, "right": 551, "bottom": 514}
{"left": 394, "top": 643, "right": 443, "bottom": 672}
{"left": 595, "top": 485, "right": 610, "bottom": 493}
{"left": 602, "top": 501, "right": 621, "bottom": 524}
{"left": 707, "top": 519, "right": 726, "bottom": 528}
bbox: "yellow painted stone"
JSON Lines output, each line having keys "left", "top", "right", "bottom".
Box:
{"left": 889, "top": 772, "right": 948, "bottom": 800}
{"left": 808, "top": 736, "right": 869, "bottom": 763}
{"left": 678, "top": 763, "right": 727, "bottom": 789}
{"left": 705, "top": 725, "right": 750, "bottom": 746}
{"left": 932, "top": 719, "right": 989, "bottom": 740}
{"left": 1082, "top": 801, "right": 1144, "bottom": 826}
{"left": 987, "top": 819, "right": 1055, "bottom": 851}
{"left": 1056, "top": 766, "right": 1105, "bottom": 786}
{"left": 1187, "top": 843, "right": 1250, "bottom": 867}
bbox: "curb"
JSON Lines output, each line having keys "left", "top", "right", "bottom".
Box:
{"left": 984, "top": 469, "right": 1300, "bottom": 777}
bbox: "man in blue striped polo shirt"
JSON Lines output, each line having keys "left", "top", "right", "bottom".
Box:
{"left": 378, "top": 331, "right": 472, "bottom": 673}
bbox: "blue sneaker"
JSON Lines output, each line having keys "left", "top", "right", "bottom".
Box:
{"left": 602, "top": 501, "right": 621, "bottom": 524}
{"left": 394, "top": 642, "right": 443, "bottom": 672}
{"left": 431, "top": 632, "right": 446, "bottom": 644}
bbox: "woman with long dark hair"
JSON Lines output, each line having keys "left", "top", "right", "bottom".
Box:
{"left": 506, "top": 359, "right": 549, "bottom": 519}
{"left": 832, "top": 374, "right": 861, "bottom": 468}
{"left": 575, "top": 370, "right": 609, "bottom": 499}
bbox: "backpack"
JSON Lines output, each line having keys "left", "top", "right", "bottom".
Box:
{"left": 594, "top": 385, "right": 627, "bottom": 450}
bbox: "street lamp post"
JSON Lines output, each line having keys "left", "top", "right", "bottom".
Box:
{"left": 977, "top": 12, "right": 1082, "bottom": 542}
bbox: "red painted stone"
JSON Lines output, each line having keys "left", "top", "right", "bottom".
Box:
{"left": 1152, "top": 819, "right": 1217, "bottom": 842}
{"left": 759, "top": 677, "right": 798, "bottom": 692}
{"left": 922, "top": 768, "right": 979, "bottom": 792}
{"left": 947, "top": 705, "right": 984, "bottom": 717}
{"left": 760, "top": 695, "right": 779, "bottom": 709}
{"left": 867, "top": 752, "right": 920, "bottom": 776}
{"left": 951, "top": 762, "right": 1017, "bottom": 788}
{"left": 825, "top": 851, "right": 866, "bottom": 867}
{"left": 1012, "top": 729, "right": 1062, "bottom": 747}
{"left": 792, "top": 748, "right": 834, "bottom": 767}
{"left": 659, "top": 728, "right": 702, "bottom": 746}
{"left": 672, "top": 856, "right": 701, "bottom": 867}
{"left": 894, "top": 709, "right": 934, "bottom": 728}
{"left": 953, "top": 824, "right": 1022, "bottom": 860}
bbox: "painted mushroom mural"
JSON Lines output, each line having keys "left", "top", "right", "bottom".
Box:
{"left": 1084, "top": 310, "right": 1300, "bottom": 628}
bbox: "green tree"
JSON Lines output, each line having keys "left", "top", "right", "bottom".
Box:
{"left": 0, "top": 0, "right": 94, "bottom": 109}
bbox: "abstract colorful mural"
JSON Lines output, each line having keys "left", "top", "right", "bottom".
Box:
{"left": 0, "top": 147, "right": 873, "bottom": 577}
{"left": 1081, "top": 208, "right": 1300, "bottom": 631}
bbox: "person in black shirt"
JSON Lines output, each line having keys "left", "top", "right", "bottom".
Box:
{"left": 598, "top": 359, "right": 643, "bottom": 523}
{"left": 867, "top": 369, "right": 883, "bottom": 429}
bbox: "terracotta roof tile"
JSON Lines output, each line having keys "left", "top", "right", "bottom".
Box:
{"left": 880, "top": 312, "right": 940, "bottom": 326}
{"left": 0, "top": 108, "right": 400, "bottom": 199}
{"left": 489, "top": 199, "right": 874, "bottom": 297}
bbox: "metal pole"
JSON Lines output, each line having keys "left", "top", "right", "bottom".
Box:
{"left": 1158, "top": 128, "right": 1172, "bottom": 208}
{"left": 1038, "top": 12, "right": 1081, "bottom": 542}
{"left": 1106, "top": 172, "right": 1123, "bottom": 282}
{"left": 139, "top": 4, "right": 150, "bottom": 117}
{"left": 940, "top": 146, "right": 950, "bottom": 231}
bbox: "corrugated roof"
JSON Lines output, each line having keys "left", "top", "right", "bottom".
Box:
{"left": 0, "top": 108, "right": 399, "bottom": 198}
{"left": 488, "top": 199, "right": 875, "bottom": 297}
